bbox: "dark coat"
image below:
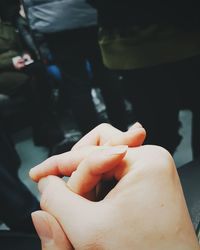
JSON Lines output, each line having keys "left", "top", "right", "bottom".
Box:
{"left": 87, "top": 0, "right": 200, "bottom": 28}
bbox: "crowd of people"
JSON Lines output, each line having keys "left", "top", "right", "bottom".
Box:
{"left": 0, "top": 0, "right": 200, "bottom": 249}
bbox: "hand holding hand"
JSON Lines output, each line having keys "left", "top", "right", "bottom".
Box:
{"left": 30, "top": 123, "right": 199, "bottom": 250}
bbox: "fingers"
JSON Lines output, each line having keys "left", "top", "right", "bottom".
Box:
{"left": 29, "top": 146, "right": 96, "bottom": 182}
{"left": 29, "top": 145, "right": 128, "bottom": 183}
{"left": 32, "top": 211, "right": 73, "bottom": 250}
{"left": 67, "top": 145, "right": 128, "bottom": 195}
{"left": 72, "top": 123, "right": 123, "bottom": 150}
{"left": 106, "top": 123, "right": 146, "bottom": 147}
{"left": 72, "top": 122, "right": 146, "bottom": 150}
{"left": 29, "top": 122, "right": 145, "bottom": 183}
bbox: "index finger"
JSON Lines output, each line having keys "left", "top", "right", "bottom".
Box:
{"left": 29, "top": 146, "right": 96, "bottom": 182}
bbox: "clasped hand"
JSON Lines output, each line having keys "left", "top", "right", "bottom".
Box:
{"left": 29, "top": 123, "right": 199, "bottom": 250}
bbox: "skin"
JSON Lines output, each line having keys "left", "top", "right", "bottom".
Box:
{"left": 30, "top": 123, "right": 200, "bottom": 250}
{"left": 13, "top": 56, "right": 25, "bottom": 70}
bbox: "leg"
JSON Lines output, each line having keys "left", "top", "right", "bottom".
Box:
{"left": 178, "top": 56, "right": 200, "bottom": 160}
{"left": 0, "top": 164, "right": 40, "bottom": 233}
{"left": 124, "top": 63, "right": 181, "bottom": 154}
{"left": 45, "top": 29, "right": 100, "bottom": 135}
{"left": 84, "top": 28, "right": 128, "bottom": 131}
{"left": 0, "top": 122, "right": 20, "bottom": 175}
{"left": 22, "top": 62, "right": 65, "bottom": 146}
{"left": 97, "top": 69, "right": 128, "bottom": 131}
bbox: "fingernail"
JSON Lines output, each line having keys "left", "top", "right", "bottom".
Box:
{"left": 104, "top": 145, "right": 128, "bottom": 155}
{"left": 38, "top": 177, "right": 49, "bottom": 193}
{"left": 32, "top": 211, "right": 53, "bottom": 244}
{"left": 29, "top": 165, "right": 40, "bottom": 179}
{"left": 29, "top": 168, "right": 35, "bottom": 179}
{"left": 129, "top": 122, "right": 143, "bottom": 131}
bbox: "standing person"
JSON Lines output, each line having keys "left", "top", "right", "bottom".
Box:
{"left": 22, "top": 0, "right": 129, "bottom": 136}
{"left": 87, "top": 0, "right": 200, "bottom": 157}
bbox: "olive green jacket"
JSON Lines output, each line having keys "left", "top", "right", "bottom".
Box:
{"left": 0, "top": 21, "right": 22, "bottom": 71}
{"left": 0, "top": 21, "right": 28, "bottom": 95}
{"left": 99, "top": 25, "right": 200, "bottom": 70}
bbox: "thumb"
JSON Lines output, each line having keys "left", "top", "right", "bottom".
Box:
{"left": 38, "top": 176, "right": 97, "bottom": 245}
{"left": 32, "top": 211, "right": 73, "bottom": 250}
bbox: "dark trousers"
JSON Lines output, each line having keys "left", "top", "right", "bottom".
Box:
{"left": 122, "top": 64, "right": 180, "bottom": 154}
{"left": 0, "top": 123, "right": 20, "bottom": 173}
{"left": 97, "top": 69, "right": 128, "bottom": 131}
{"left": 117, "top": 56, "right": 200, "bottom": 156}
{"left": 174, "top": 56, "right": 200, "bottom": 158}
{"left": 2, "top": 62, "right": 64, "bottom": 146}
{"left": 0, "top": 162, "right": 40, "bottom": 232}
{"left": 94, "top": 55, "right": 200, "bottom": 156}
{"left": 45, "top": 27, "right": 103, "bottom": 135}
{"left": 22, "top": 62, "right": 56, "bottom": 127}
{"left": 0, "top": 125, "right": 39, "bottom": 232}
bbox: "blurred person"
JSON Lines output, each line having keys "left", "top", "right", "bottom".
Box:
{"left": 29, "top": 123, "right": 199, "bottom": 250}
{"left": 22, "top": 0, "right": 129, "bottom": 140}
{"left": 22, "top": 0, "right": 101, "bottom": 135}
{"left": 0, "top": 0, "right": 66, "bottom": 149}
{"left": 87, "top": 0, "right": 200, "bottom": 158}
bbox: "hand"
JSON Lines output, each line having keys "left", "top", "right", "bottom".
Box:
{"left": 31, "top": 145, "right": 199, "bottom": 250}
{"left": 22, "top": 53, "right": 32, "bottom": 61}
{"left": 22, "top": 53, "right": 34, "bottom": 65}
{"left": 31, "top": 122, "right": 146, "bottom": 249}
{"left": 12, "top": 56, "right": 25, "bottom": 70}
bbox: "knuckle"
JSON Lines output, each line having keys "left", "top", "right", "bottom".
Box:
{"left": 148, "top": 145, "right": 176, "bottom": 173}
{"left": 97, "top": 123, "right": 112, "bottom": 130}
{"left": 46, "top": 155, "right": 59, "bottom": 167}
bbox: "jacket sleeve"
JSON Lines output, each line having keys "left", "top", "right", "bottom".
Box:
{"left": 0, "top": 50, "right": 18, "bottom": 70}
